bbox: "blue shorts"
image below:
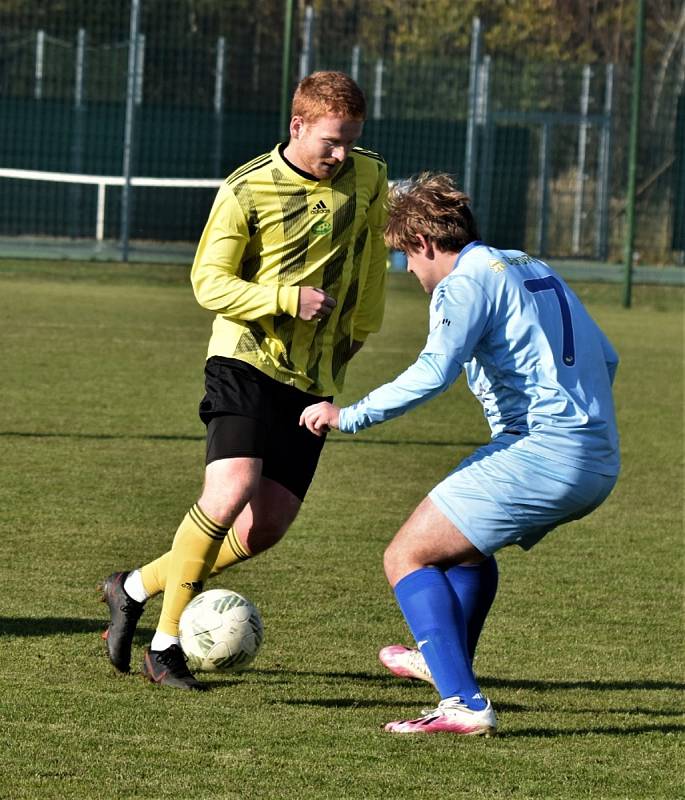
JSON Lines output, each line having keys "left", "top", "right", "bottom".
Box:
{"left": 428, "top": 435, "right": 618, "bottom": 556}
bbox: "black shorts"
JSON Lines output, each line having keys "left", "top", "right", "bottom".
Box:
{"left": 198, "top": 357, "right": 331, "bottom": 501}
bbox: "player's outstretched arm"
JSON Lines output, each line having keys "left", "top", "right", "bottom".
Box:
{"left": 299, "top": 402, "right": 341, "bottom": 436}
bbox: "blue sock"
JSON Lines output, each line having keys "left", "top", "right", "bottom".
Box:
{"left": 445, "top": 556, "right": 498, "bottom": 663}
{"left": 393, "top": 567, "right": 486, "bottom": 710}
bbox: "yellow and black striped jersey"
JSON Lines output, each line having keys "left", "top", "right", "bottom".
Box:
{"left": 191, "top": 143, "right": 388, "bottom": 396}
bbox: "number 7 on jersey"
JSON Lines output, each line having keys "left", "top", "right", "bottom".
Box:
{"left": 524, "top": 276, "right": 576, "bottom": 366}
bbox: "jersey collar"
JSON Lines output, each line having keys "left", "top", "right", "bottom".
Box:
{"left": 453, "top": 240, "right": 484, "bottom": 270}
{"left": 277, "top": 142, "right": 321, "bottom": 182}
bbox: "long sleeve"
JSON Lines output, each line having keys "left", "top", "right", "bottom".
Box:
{"left": 351, "top": 164, "right": 389, "bottom": 341}
{"left": 600, "top": 330, "right": 619, "bottom": 386}
{"left": 339, "top": 351, "right": 462, "bottom": 433}
{"left": 339, "top": 273, "right": 490, "bottom": 433}
{"left": 190, "top": 185, "right": 300, "bottom": 320}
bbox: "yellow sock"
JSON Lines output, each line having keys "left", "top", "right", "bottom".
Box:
{"left": 140, "top": 553, "right": 171, "bottom": 599}
{"left": 156, "top": 504, "right": 228, "bottom": 637}
{"left": 140, "top": 524, "right": 252, "bottom": 598}
{"left": 213, "top": 526, "right": 252, "bottom": 571}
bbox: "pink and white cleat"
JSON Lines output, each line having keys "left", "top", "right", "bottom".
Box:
{"left": 384, "top": 696, "right": 497, "bottom": 736}
{"left": 378, "top": 645, "right": 434, "bottom": 685}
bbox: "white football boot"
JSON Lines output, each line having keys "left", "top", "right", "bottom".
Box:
{"left": 378, "top": 645, "right": 434, "bottom": 685}
{"left": 385, "top": 696, "right": 497, "bottom": 736}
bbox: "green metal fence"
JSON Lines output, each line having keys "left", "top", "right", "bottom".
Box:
{"left": 674, "top": 93, "right": 685, "bottom": 252}
{"left": 0, "top": 1, "right": 682, "bottom": 268}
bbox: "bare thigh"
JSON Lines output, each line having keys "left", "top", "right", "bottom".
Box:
{"left": 234, "top": 476, "right": 302, "bottom": 555}
{"left": 198, "top": 456, "right": 262, "bottom": 526}
{"left": 384, "top": 496, "right": 487, "bottom": 588}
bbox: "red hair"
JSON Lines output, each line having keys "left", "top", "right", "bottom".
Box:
{"left": 291, "top": 71, "right": 366, "bottom": 122}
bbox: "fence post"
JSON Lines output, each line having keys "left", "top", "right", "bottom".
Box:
{"left": 71, "top": 28, "right": 86, "bottom": 237}
{"left": 464, "top": 17, "right": 482, "bottom": 198}
{"left": 135, "top": 33, "right": 145, "bottom": 106}
{"left": 279, "top": 0, "right": 295, "bottom": 140}
{"left": 595, "top": 63, "right": 614, "bottom": 260}
{"left": 351, "top": 44, "right": 360, "bottom": 82}
{"left": 120, "top": 0, "right": 142, "bottom": 261}
{"left": 73, "top": 28, "right": 86, "bottom": 111}
{"left": 536, "top": 122, "right": 552, "bottom": 257}
{"left": 475, "top": 55, "right": 493, "bottom": 239}
{"left": 623, "top": 0, "right": 645, "bottom": 308}
{"left": 214, "top": 36, "right": 226, "bottom": 178}
{"left": 35, "top": 30, "right": 45, "bottom": 100}
{"left": 373, "top": 58, "right": 383, "bottom": 120}
{"left": 298, "top": 5, "right": 314, "bottom": 80}
{"left": 572, "top": 64, "right": 592, "bottom": 255}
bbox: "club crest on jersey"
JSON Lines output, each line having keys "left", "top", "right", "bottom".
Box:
{"left": 312, "top": 220, "right": 332, "bottom": 236}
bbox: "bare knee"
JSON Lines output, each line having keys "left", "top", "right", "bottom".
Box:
{"left": 198, "top": 457, "right": 261, "bottom": 525}
{"left": 383, "top": 538, "right": 416, "bottom": 589}
{"left": 234, "top": 477, "right": 302, "bottom": 556}
{"left": 240, "top": 519, "right": 288, "bottom": 555}
{"left": 383, "top": 497, "right": 487, "bottom": 588}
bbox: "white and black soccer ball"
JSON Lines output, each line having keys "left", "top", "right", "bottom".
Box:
{"left": 179, "top": 588, "right": 264, "bottom": 672}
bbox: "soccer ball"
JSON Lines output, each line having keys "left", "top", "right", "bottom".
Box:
{"left": 178, "top": 588, "right": 264, "bottom": 672}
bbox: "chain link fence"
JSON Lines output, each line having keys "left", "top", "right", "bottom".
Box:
{"left": 0, "top": 1, "right": 682, "bottom": 268}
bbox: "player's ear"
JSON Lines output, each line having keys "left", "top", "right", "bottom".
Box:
{"left": 416, "top": 234, "right": 433, "bottom": 258}
{"left": 290, "top": 116, "right": 305, "bottom": 139}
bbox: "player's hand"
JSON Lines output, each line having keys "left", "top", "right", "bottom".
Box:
{"left": 299, "top": 402, "right": 341, "bottom": 436}
{"left": 298, "top": 287, "right": 337, "bottom": 322}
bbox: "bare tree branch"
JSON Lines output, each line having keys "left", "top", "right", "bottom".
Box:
{"left": 650, "top": 2, "right": 685, "bottom": 126}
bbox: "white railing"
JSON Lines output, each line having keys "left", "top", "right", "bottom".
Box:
{"left": 0, "top": 167, "right": 222, "bottom": 241}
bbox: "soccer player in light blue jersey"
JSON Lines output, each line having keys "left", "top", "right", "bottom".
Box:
{"left": 300, "top": 172, "right": 620, "bottom": 736}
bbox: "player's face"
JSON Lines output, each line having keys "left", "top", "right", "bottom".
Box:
{"left": 406, "top": 249, "right": 443, "bottom": 294}
{"left": 287, "top": 114, "right": 364, "bottom": 180}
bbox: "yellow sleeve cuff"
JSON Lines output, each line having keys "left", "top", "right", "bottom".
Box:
{"left": 277, "top": 286, "right": 300, "bottom": 317}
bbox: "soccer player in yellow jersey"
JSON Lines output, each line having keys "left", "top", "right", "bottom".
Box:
{"left": 99, "top": 71, "right": 388, "bottom": 689}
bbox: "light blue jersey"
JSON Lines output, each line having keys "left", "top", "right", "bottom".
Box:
{"left": 339, "top": 242, "right": 620, "bottom": 477}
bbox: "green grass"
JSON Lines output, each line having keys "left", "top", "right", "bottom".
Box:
{"left": 0, "top": 260, "right": 683, "bottom": 800}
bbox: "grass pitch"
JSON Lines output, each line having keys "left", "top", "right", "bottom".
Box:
{"left": 0, "top": 260, "right": 682, "bottom": 800}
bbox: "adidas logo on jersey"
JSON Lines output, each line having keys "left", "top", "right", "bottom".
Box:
{"left": 311, "top": 200, "right": 329, "bottom": 214}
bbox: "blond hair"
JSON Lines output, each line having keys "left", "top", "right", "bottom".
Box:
{"left": 385, "top": 173, "right": 480, "bottom": 253}
{"left": 291, "top": 71, "right": 366, "bottom": 122}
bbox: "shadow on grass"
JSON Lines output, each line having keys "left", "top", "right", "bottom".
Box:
{"left": 273, "top": 697, "right": 409, "bottom": 709}
{"left": 482, "top": 676, "right": 685, "bottom": 692}
{"left": 0, "top": 430, "right": 204, "bottom": 443}
{"left": 245, "top": 668, "right": 685, "bottom": 694}
{"left": 327, "top": 437, "right": 485, "bottom": 448}
{"left": 265, "top": 696, "right": 685, "bottom": 737}
{"left": 205, "top": 666, "right": 685, "bottom": 694}
{"left": 0, "top": 616, "right": 156, "bottom": 639}
{"left": 271, "top": 701, "right": 685, "bottom": 736}
{"left": 259, "top": 694, "right": 685, "bottom": 738}
{"left": 270, "top": 698, "right": 526, "bottom": 714}
{"left": 1, "top": 621, "right": 684, "bottom": 699}
{"left": 0, "top": 430, "right": 483, "bottom": 449}
{"left": 499, "top": 722, "right": 685, "bottom": 738}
